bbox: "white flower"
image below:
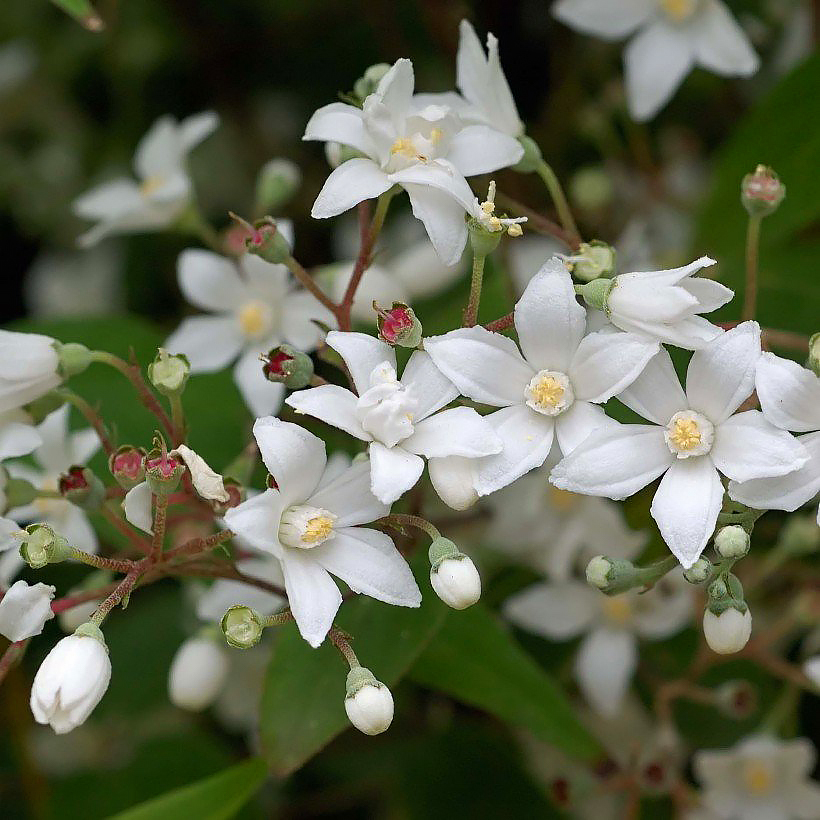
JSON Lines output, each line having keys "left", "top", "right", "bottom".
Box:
{"left": 168, "top": 636, "right": 230, "bottom": 712}
{"left": 224, "top": 418, "right": 421, "bottom": 648}
{"left": 0, "top": 409, "right": 42, "bottom": 461}
{"left": 424, "top": 258, "right": 660, "bottom": 496}
{"left": 7, "top": 405, "right": 100, "bottom": 553}
{"left": 551, "top": 323, "right": 809, "bottom": 567}
{"left": 0, "top": 513, "right": 23, "bottom": 585}
{"left": 172, "top": 445, "right": 229, "bottom": 503}
{"left": 430, "top": 555, "right": 481, "bottom": 610}
{"left": 286, "top": 331, "right": 501, "bottom": 505}
{"left": 0, "top": 579, "right": 55, "bottom": 641}
{"left": 165, "top": 247, "right": 334, "bottom": 417}
{"left": 599, "top": 256, "right": 732, "bottom": 349}
{"left": 552, "top": 0, "right": 759, "bottom": 121}
{"left": 0, "top": 331, "right": 61, "bottom": 414}
{"left": 345, "top": 675, "right": 394, "bottom": 735}
{"left": 122, "top": 481, "right": 153, "bottom": 535}
{"left": 729, "top": 353, "right": 820, "bottom": 526}
{"left": 30, "top": 627, "right": 111, "bottom": 734}
{"left": 304, "top": 58, "right": 523, "bottom": 264}
{"left": 702, "top": 606, "right": 751, "bottom": 654}
{"left": 505, "top": 569, "right": 693, "bottom": 716}
{"left": 73, "top": 111, "right": 218, "bottom": 247}
{"left": 693, "top": 735, "right": 820, "bottom": 819}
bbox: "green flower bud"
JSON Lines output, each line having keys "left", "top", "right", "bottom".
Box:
{"left": 2, "top": 475, "right": 38, "bottom": 512}
{"left": 374, "top": 302, "right": 422, "bottom": 349}
{"left": 221, "top": 605, "right": 264, "bottom": 649}
{"left": 708, "top": 578, "right": 728, "bottom": 601}
{"left": 683, "top": 557, "right": 712, "bottom": 584}
{"left": 255, "top": 158, "right": 301, "bottom": 213}
{"left": 467, "top": 218, "right": 503, "bottom": 258}
{"left": 58, "top": 466, "right": 105, "bottom": 511}
{"left": 144, "top": 442, "right": 185, "bottom": 496}
{"left": 427, "top": 536, "right": 462, "bottom": 570}
{"left": 512, "top": 135, "right": 542, "bottom": 173}
{"left": 714, "top": 525, "right": 750, "bottom": 559}
{"left": 108, "top": 445, "right": 146, "bottom": 490}
{"left": 572, "top": 241, "right": 617, "bottom": 282}
{"left": 147, "top": 349, "right": 190, "bottom": 396}
{"left": 54, "top": 342, "right": 93, "bottom": 379}
{"left": 569, "top": 168, "right": 613, "bottom": 213}
{"left": 260, "top": 344, "right": 314, "bottom": 389}
{"left": 244, "top": 216, "right": 292, "bottom": 264}
{"left": 19, "top": 524, "right": 73, "bottom": 569}
{"left": 741, "top": 165, "right": 785, "bottom": 217}
{"left": 585, "top": 555, "right": 613, "bottom": 589}
{"left": 577, "top": 277, "right": 616, "bottom": 313}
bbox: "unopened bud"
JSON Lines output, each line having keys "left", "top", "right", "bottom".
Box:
{"left": 683, "top": 557, "right": 712, "bottom": 584}
{"left": 108, "top": 446, "right": 146, "bottom": 490}
{"left": 512, "top": 135, "right": 542, "bottom": 174}
{"left": 353, "top": 63, "right": 391, "bottom": 102}
{"left": 58, "top": 466, "right": 104, "bottom": 511}
{"left": 714, "top": 525, "right": 750, "bottom": 559}
{"left": 586, "top": 555, "right": 613, "bottom": 589}
{"left": 703, "top": 605, "right": 752, "bottom": 654}
{"left": 708, "top": 578, "right": 728, "bottom": 601}
{"left": 429, "top": 544, "right": 481, "bottom": 611}
{"left": 148, "top": 349, "right": 190, "bottom": 395}
{"left": 144, "top": 440, "right": 185, "bottom": 496}
{"left": 741, "top": 165, "right": 785, "bottom": 217}
{"left": 168, "top": 636, "right": 230, "bottom": 711}
{"left": 715, "top": 679, "right": 758, "bottom": 719}
{"left": 260, "top": 344, "right": 313, "bottom": 389}
{"left": 374, "top": 302, "right": 422, "bottom": 348}
{"left": 255, "top": 158, "right": 301, "bottom": 213}
{"left": 572, "top": 241, "right": 616, "bottom": 282}
{"left": 221, "top": 605, "right": 264, "bottom": 649}
{"left": 55, "top": 342, "right": 93, "bottom": 379}
{"left": 19, "top": 524, "right": 73, "bottom": 569}
{"left": 344, "top": 666, "right": 393, "bottom": 735}
{"left": 236, "top": 214, "right": 291, "bottom": 264}
{"left": 577, "top": 277, "right": 615, "bottom": 313}
{"left": 468, "top": 219, "right": 503, "bottom": 257}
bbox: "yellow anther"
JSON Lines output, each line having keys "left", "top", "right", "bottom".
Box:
{"left": 303, "top": 515, "right": 334, "bottom": 544}
{"left": 238, "top": 301, "right": 269, "bottom": 338}
{"left": 507, "top": 223, "right": 523, "bottom": 237}
{"left": 479, "top": 200, "right": 495, "bottom": 216}
{"left": 668, "top": 418, "right": 701, "bottom": 451}
{"left": 391, "top": 137, "right": 415, "bottom": 156}
{"left": 529, "top": 375, "right": 565, "bottom": 409}
{"left": 742, "top": 761, "right": 774, "bottom": 797}
{"left": 488, "top": 216, "right": 502, "bottom": 231}
{"left": 660, "top": 0, "right": 698, "bottom": 22}
{"left": 430, "top": 127, "right": 443, "bottom": 143}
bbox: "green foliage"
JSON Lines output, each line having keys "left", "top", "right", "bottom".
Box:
{"left": 49, "top": 0, "right": 103, "bottom": 30}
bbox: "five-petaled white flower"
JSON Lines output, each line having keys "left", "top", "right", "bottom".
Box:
{"left": 551, "top": 323, "right": 809, "bottom": 567}
{"left": 552, "top": 0, "right": 759, "bottom": 121}
{"left": 0, "top": 579, "right": 55, "bottom": 642}
{"left": 424, "top": 257, "right": 660, "bottom": 496}
{"left": 73, "top": 111, "right": 218, "bottom": 247}
{"left": 0, "top": 331, "right": 61, "bottom": 414}
{"left": 287, "top": 331, "right": 502, "bottom": 505}
{"left": 165, "top": 245, "right": 334, "bottom": 417}
{"left": 224, "top": 418, "right": 421, "bottom": 648}
{"left": 693, "top": 735, "right": 820, "bottom": 820}
{"left": 729, "top": 353, "right": 820, "bottom": 526}
{"left": 304, "top": 58, "right": 523, "bottom": 264}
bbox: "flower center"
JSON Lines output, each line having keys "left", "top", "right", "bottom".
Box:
{"left": 140, "top": 174, "right": 167, "bottom": 197}
{"left": 524, "top": 370, "right": 574, "bottom": 416}
{"left": 355, "top": 362, "right": 418, "bottom": 447}
{"left": 664, "top": 410, "right": 714, "bottom": 458}
{"left": 601, "top": 595, "right": 633, "bottom": 626}
{"left": 279, "top": 505, "right": 337, "bottom": 549}
{"left": 34, "top": 476, "right": 63, "bottom": 517}
{"left": 742, "top": 760, "right": 775, "bottom": 797}
{"left": 237, "top": 300, "right": 273, "bottom": 339}
{"left": 659, "top": 0, "right": 698, "bottom": 22}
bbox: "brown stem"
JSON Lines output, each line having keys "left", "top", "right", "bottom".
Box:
{"left": 51, "top": 585, "right": 118, "bottom": 615}
{"left": 485, "top": 312, "right": 515, "bottom": 333}
{"left": 495, "top": 192, "right": 580, "bottom": 250}
{"left": 101, "top": 504, "right": 152, "bottom": 556}
{"left": 284, "top": 255, "right": 339, "bottom": 315}
{"left": 56, "top": 389, "right": 114, "bottom": 455}
{"left": 165, "top": 529, "right": 234, "bottom": 560}
{"left": 151, "top": 494, "right": 168, "bottom": 561}
{"left": 91, "top": 566, "right": 143, "bottom": 624}
{"left": 328, "top": 626, "right": 359, "bottom": 668}
{"left": 0, "top": 640, "right": 28, "bottom": 686}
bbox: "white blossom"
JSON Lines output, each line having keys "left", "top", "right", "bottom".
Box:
{"left": 0, "top": 579, "right": 55, "bottom": 642}
{"left": 224, "top": 418, "right": 421, "bottom": 648}
{"left": 0, "top": 409, "right": 43, "bottom": 461}
{"left": 430, "top": 555, "right": 481, "bottom": 610}
{"left": 551, "top": 323, "right": 809, "bottom": 567}
{"left": 172, "top": 445, "right": 229, "bottom": 503}
{"left": 73, "top": 111, "right": 218, "bottom": 247}
{"left": 552, "top": 0, "right": 759, "bottom": 121}
{"left": 0, "top": 331, "right": 61, "bottom": 414}
{"left": 425, "top": 257, "right": 660, "bottom": 496}
{"left": 168, "top": 636, "right": 230, "bottom": 712}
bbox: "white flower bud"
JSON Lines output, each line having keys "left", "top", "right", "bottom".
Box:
{"left": 168, "top": 637, "right": 230, "bottom": 712}
{"left": 0, "top": 580, "right": 55, "bottom": 642}
{"left": 344, "top": 667, "right": 393, "bottom": 736}
{"left": 430, "top": 556, "right": 481, "bottom": 610}
{"left": 683, "top": 557, "right": 712, "bottom": 584}
{"left": 0, "top": 332, "right": 62, "bottom": 414}
{"left": 585, "top": 555, "right": 612, "bottom": 589}
{"left": 30, "top": 623, "right": 111, "bottom": 734}
{"left": 714, "top": 525, "right": 750, "bottom": 559}
{"left": 703, "top": 606, "right": 752, "bottom": 655}
{"left": 427, "top": 456, "right": 478, "bottom": 511}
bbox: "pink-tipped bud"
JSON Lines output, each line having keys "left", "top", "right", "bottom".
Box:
{"left": 109, "top": 446, "right": 146, "bottom": 490}
{"left": 59, "top": 466, "right": 104, "bottom": 510}
{"left": 374, "top": 302, "right": 422, "bottom": 348}
{"left": 145, "top": 437, "right": 185, "bottom": 496}
{"left": 260, "top": 344, "right": 313, "bottom": 389}
{"left": 741, "top": 165, "right": 785, "bottom": 217}
{"left": 229, "top": 212, "right": 291, "bottom": 264}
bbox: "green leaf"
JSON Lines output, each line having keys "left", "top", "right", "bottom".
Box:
{"left": 107, "top": 757, "right": 267, "bottom": 820}
{"left": 694, "top": 53, "right": 820, "bottom": 338}
{"left": 50, "top": 0, "right": 104, "bottom": 30}
{"left": 411, "top": 604, "right": 602, "bottom": 762}
{"left": 260, "top": 567, "right": 448, "bottom": 775}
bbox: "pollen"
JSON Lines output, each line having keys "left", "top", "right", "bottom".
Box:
{"left": 238, "top": 301, "right": 269, "bottom": 338}
{"left": 430, "top": 127, "right": 443, "bottom": 143}
{"left": 391, "top": 137, "right": 416, "bottom": 156}
{"left": 660, "top": 0, "right": 698, "bottom": 22}
{"left": 742, "top": 761, "right": 774, "bottom": 797}
{"left": 530, "top": 376, "right": 564, "bottom": 409}
{"left": 303, "top": 514, "right": 334, "bottom": 544}
{"left": 668, "top": 418, "right": 701, "bottom": 451}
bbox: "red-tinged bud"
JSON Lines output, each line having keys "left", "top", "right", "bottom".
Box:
{"left": 230, "top": 212, "right": 291, "bottom": 264}
{"left": 59, "top": 466, "right": 104, "bottom": 511}
{"left": 109, "top": 446, "right": 146, "bottom": 490}
{"left": 145, "top": 435, "right": 185, "bottom": 496}
{"left": 741, "top": 165, "right": 785, "bottom": 217}
{"left": 374, "top": 302, "right": 422, "bottom": 348}
{"left": 260, "top": 344, "right": 313, "bottom": 389}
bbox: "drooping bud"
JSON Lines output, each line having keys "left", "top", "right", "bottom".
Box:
{"left": 260, "top": 344, "right": 314, "bottom": 389}
{"left": 147, "top": 349, "right": 190, "bottom": 396}
{"left": 374, "top": 302, "right": 422, "bottom": 348}
{"left": 683, "top": 557, "right": 712, "bottom": 584}
{"left": 108, "top": 445, "right": 146, "bottom": 490}
{"left": 54, "top": 342, "right": 93, "bottom": 379}
{"left": 144, "top": 435, "right": 185, "bottom": 496}
{"left": 221, "top": 605, "right": 264, "bottom": 649}
{"left": 571, "top": 241, "right": 616, "bottom": 282}
{"left": 714, "top": 525, "right": 750, "bottom": 559}
{"left": 19, "top": 524, "right": 73, "bottom": 569}
{"left": 168, "top": 635, "right": 230, "bottom": 712}
{"left": 58, "top": 466, "right": 105, "bottom": 511}
{"left": 576, "top": 277, "right": 616, "bottom": 313}
{"left": 741, "top": 165, "right": 785, "bottom": 217}
{"left": 255, "top": 158, "right": 301, "bottom": 213}
{"left": 353, "top": 63, "right": 391, "bottom": 103}
{"left": 807, "top": 332, "right": 820, "bottom": 377}
{"left": 344, "top": 666, "right": 393, "bottom": 735}
{"left": 232, "top": 213, "right": 291, "bottom": 265}
{"left": 428, "top": 537, "right": 481, "bottom": 610}
{"left": 172, "top": 445, "right": 229, "bottom": 503}
{"left": 715, "top": 679, "right": 758, "bottom": 719}
{"left": 512, "top": 135, "right": 542, "bottom": 174}
{"left": 703, "top": 605, "right": 752, "bottom": 654}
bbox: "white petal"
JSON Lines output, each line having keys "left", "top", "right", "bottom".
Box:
{"left": 616, "top": 347, "right": 687, "bottom": 425}
{"left": 427, "top": 455, "right": 478, "bottom": 510}
{"left": 552, "top": 0, "right": 654, "bottom": 40}
{"left": 314, "top": 527, "right": 421, "bottom": 607}
{"left": 134, "top": 116, "right": 183, "bottom": 178}
{"left": 0, "top": 421, "right": 41, "bottom": 460}
{"left": 574, "top": 628, "right": 637, "bottom": 717}
{"left": 712, "top": 410, "right": 809, "bottom": 483}
{"left": 253, "top": 417, "right": 326, "bottom": 503}
{"left": 756, "top": 352, "right": 820, "bottom": 432}
{"left": 303, "top": 102, "right": 376, "bottom": 157}
{"left": 680, "top": 276, "right": 734, "bottom": 313}
{"left": 281, "top": 290, "right": 335, "bottom": 352}
{"left": 122, "top": 481, "right": 153, "bottom": 535}
{"left": 178, "top": 110, "right": 219, "bottom": 152}
{"left": 0, "top": 580, "right": 55, "bottom": 642}
{"left": 73, "top": 179, "right": 143, "bottom": 220}
{"left": 404, "top": 406, "right": 502, "bottom": 458}
{"left": 423, "top": 326, "right": 533, "bottom": 407}
{"left": 400, "top": 350, "right": 458, "bottom": 421}
{"left": 307, "top": 459, "right": 389, "bottom": 527}
{"left": 69, "top": 428, "right": 100, "bottom": 466}
{"left": 472, "top": 405, "right": 555, "bottom": 496}
{"left": 624, "top": 20, "right": 694, "bottom": 121}
{"left": 650, "top": 456, "right": 723, "bottom": 568}
{"left": 233, "top": 348, "right": 286, "bottom": 418}
{"left": 311, "top": 158, "right": 392, "bottom": 219}
{"left": 368, "top": 442, "right": 424, "bottom": 504}
{"left": 399, "top": 181, "right": 469, "bottom": 267}
{"left": 569, "top": 330, "right": 659, "bottom": 403}
{"left": 686, "top": 320, "right": 760, "bottom": 424}
{"left": 286, "top": 384, "right": 368, "bottom": 440}
{"left": 177, "top": 249, "right": 244, "bottom": 313}
{"left": 391, "top": 239, "right": 465, "bottom": 300}
{"left": 165, "top": 316, "right": 244, "bottom": 372}
{"left": 224, "top": 490, "right": 287, "bottom": 556}
{"left": 503, "top": 580, "right": 598, "bottom": 640}
{"left": 446, "top": 125, "right": 523, "bottom": 176}
{"left": 551, "top": 423, "right": 671, "bottom": 499}
{"left": 173, "top": 444, "right": 229, "bottom": 502}
{"left": 376, "top": 58, "right": 415, "bottom": 115}
{"left": 325, "top": 331, "right": 395, "bottom": 395}
{"left": 280, "top": 549, "right": 342, "bottom": 648}
{"left": 692, "top": 1, "right": 760, "bottom": 77}
{"left": 32, "top": 404, "right": 71, "bottom": 473}
{"left": 241, "top": 254, "right": 288, "bottom": 305}
{"left": 515, "top": 258, "right": 585, "bottom": 373}
{"left": 554, "top": 400, "right": 614, "bottom": 455}
{"left": 57, "top": 505, "right": 98, "bottom": 553}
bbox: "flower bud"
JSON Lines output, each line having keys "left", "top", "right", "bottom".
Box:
{"left": 427, "top": 456, "right": 478, "bottom": 511}
{"left": 808, "top": 332, "right": 820, "bottom": 377}
{"left": 714, "top": 525, "right": 750, "bottom": 559}
{"left": 512, "top": 135, "right": 542, "bottom": 174}
{"left": 715, "top": 679, "right": 758, "bottom": 719}
{"left": 430, "top": 553, "right": 481, "bottom": 610}
{"left": 172, "top": 444, "right": 229, "bottom": 503}
{"left": 255, "top": 158, "right": 301, "bottom": 213}
{"left": 683, "top": 557, "right": 712, "bottom": 584}
{"left": 374, "top": 302, "right": 422, "bottom": 348}
{"left": 344, "top": 666, "right": 393, "bottom": 735}
{"left": 576, "top": 277, "right": 615, "bottom": 313}
{"left": 147, "top": 349, "right": 190, "bottom": 396}
{"left": 144, "top": 445, "right": 185, "bottom": 496}
{"left": 571, "top": 241, "right": 616, "bottom": 282}
{"left": 703, "top": 605, "right": 752, "bottom": 654}
{"left": 168, "top": 636, "right": 230, "bottom": 711}
{"left": 741, "top": 165, "right": 785, "bottom": 217}
{"left": 468, "top": 219, "right": 503, "bottom": 257}
{"left": 260, "top": 344, "right": 314, "bottom": 389}
{"left": 221, "top": 605, "right": 264, "bottom": 649}
{"left": 19, "top": 524, "right": 73, "bottom": 569}
{"left": 54, "top": 342, "right": 93, "bottom": 379}
{"left": 585, "top": 555, "right": 613, "bottom": 589}
{"left": 242, "top": 216, "right": 291, "bottom": 265}
{"left": 353, "top": 63, "right": 391, "bottom": 102}
{"left": 708, "top": 578, "right": 728, "bottom": 600}
{"left": 108, "top": 445, "right": 146, "bottom": 490}
{"left": 59, "top": 466, "right": 105, "bottom": 511}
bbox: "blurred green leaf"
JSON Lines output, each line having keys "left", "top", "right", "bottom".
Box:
{"left": 260, "top": 561, "right": 448, "bottom": 775}
{"left": 411, "top": 604, "right": 602, "bottom": 762}
{"left": 49, "top": 0, "right": 104, "bottom": 31}
{"left": 694, "top": 53, "right": 820, "bottom": 339}
{"left": 107, "top": 757, "right": 266, "bottom": 820}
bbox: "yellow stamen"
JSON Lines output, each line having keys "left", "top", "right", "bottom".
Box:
{"left": 391, "top": 137, "right": 416, "bottom": 156}
{"left": 507, "top": 223, "right": 523, "bottom": 237}
{"left": 668, "top": 418, "right": 701, "bottom": 451}
{"left": 660, "top": 0, "right": 698, "bottom": 22}
{"left": 303, "top": 514, "right": 334, "bottom": 544}
{"left": 529, "top": 376, "right": 565, "bottom": 409}
{"left": 238, "top": 302, "right": 268, "bottom": 337}
{"left": 479, "top": 200, "right": 495, "bottom": 216}
{"left": 430, "top": 128, "right": 443, "bottom": 143}
{"left": 602, "top": 595, "right": 633, "bottom": 625}
{"left": 742, "top": 761, "right": 774, "bottom": 797}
